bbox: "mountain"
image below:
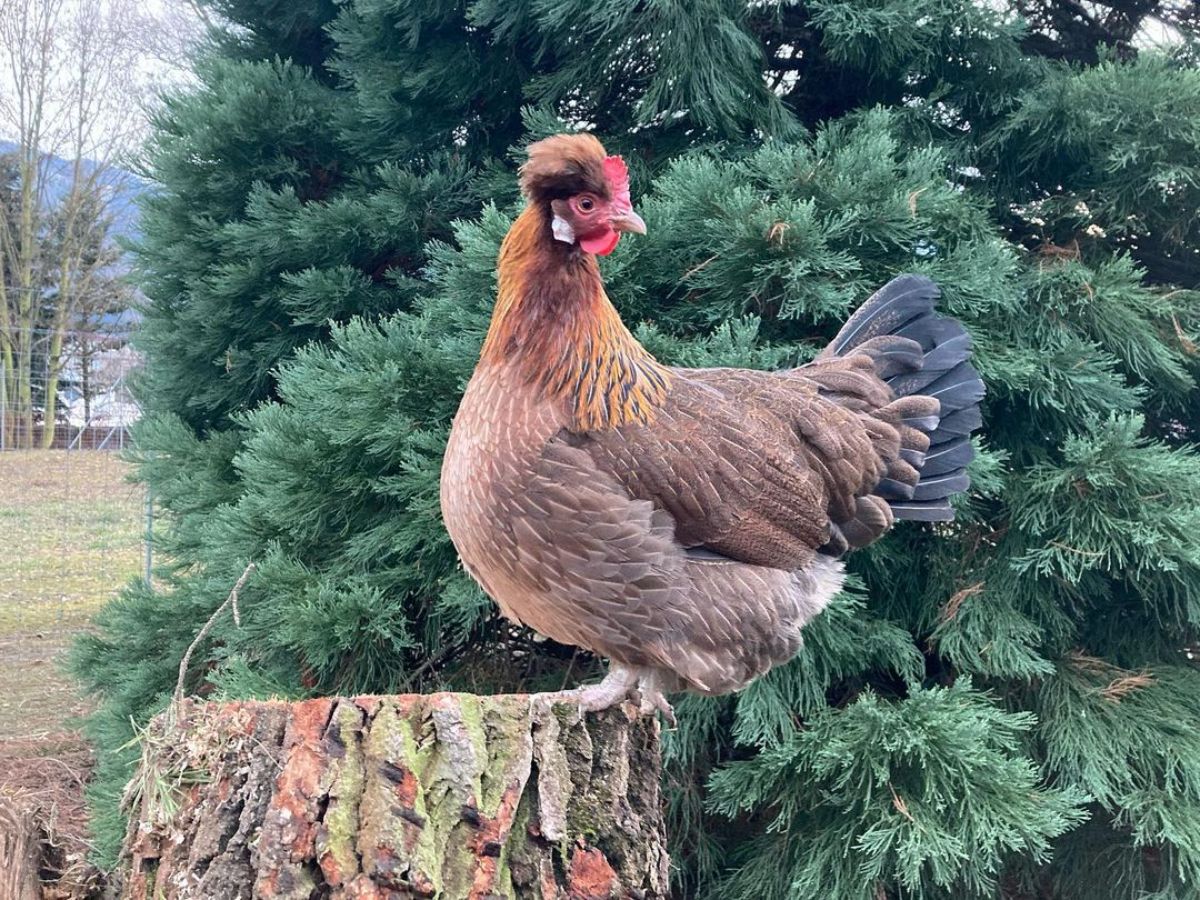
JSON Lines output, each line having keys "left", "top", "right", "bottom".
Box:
{"left": 0, "top": 139, "right": 148, "bottom": 241}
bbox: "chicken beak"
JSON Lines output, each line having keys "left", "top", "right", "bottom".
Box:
{"left": 610, "top": 209, "right": 647, "bottom": 235}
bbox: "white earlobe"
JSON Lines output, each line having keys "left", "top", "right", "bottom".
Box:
{"left": 551, "top": 214, "right": 576, "bottom": 244}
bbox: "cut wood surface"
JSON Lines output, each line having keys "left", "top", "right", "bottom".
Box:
{"left": 118, "top": 693, "right": 670, "bottom": 899}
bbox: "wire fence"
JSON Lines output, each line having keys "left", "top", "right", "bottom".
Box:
{"left": 1, "top": 322, "right": 139, "bottom": 451}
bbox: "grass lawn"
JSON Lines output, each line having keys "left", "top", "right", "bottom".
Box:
{"left": 0, "top": 450, "right": 144, "bottom": 890}
{"left": 0, "top": 449, "right": 143, "bottom": 737}
{"left": 0, "top": 450, "right": 145, "bottom": 636}
{"left": 1, "top": 448, "right": 142, "bottom": 734}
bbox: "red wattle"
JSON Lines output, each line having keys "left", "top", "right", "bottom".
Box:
{"left": 580, "top": 228, "right": 620, "bottom": 256}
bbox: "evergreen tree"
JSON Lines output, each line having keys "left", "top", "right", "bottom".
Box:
{"left": 74, "top": 2, "right": 1200, "bottom": 896}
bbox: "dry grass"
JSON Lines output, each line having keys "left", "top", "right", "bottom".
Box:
{"left": 0, "top": 739, "right": 101, "bottom": 897}
{"left": 0, "top": 450, "right": 143, "bottom": 895}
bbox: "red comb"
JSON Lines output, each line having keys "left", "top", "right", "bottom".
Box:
{"left": 603, "top": 155, "right": 632, "bottom": 210}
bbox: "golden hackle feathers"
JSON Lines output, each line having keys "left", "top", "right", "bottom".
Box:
{"left": 480, "top": 204, "right": 670, "bottom": 431}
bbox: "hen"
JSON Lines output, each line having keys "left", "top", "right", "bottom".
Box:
{"left": 440, "top": 134, "right": 984, "bottom": 718}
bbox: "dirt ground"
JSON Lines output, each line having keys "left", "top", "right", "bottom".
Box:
{"left": 0, "top": 450, "right": 144, "bottom": 896}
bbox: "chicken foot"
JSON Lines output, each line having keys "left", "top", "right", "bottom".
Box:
{"left": 634, "top": 668, "right": 677, "bottom": 727}
{"left": 531, "top": 663, "right": 676, "bottom": 727}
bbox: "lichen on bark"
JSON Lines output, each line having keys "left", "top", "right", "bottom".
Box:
{"left": 118, "top": 693, "right": 670, "bottom": 899}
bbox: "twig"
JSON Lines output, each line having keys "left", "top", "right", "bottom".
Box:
{"left": 402, "top": 644, "right": 458, "bottom": 692}
{"left": 889, "top": 783, "right": 914, "bottom": 822}
{"left": 907, "top": 187, "right": 927, "bottom": 217}
{"left": 559, "top": 649, "right": 579, "bottom": 690}
{"left": 682, "top": 254, "right": 717, "bottom": 281}
{"left": 1047, "top": 540, "right": 1103, "bottom": 557}
{"left": 173, "top": 562, "right": 256, "bottom": 709}
{"left": 941, "top": 581, "right": 985, "bottom": 622}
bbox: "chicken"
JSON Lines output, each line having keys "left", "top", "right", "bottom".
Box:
{"left": 440, "top": 133, "right": 984, "bottom": 718}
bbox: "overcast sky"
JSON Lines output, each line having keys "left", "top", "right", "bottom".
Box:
{"left": 0, "top": 0, "right": 204, "bottom": 162}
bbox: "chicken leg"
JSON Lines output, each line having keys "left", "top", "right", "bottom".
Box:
{"left": 532, "top": 663, "right": 676, "bottom": 726}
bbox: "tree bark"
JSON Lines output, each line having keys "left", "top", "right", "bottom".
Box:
{"left": 0, "top": 799, "right": 44, "bottom": 900}
{"left": 117, "top": 694, "right": 671, "bottom": 900}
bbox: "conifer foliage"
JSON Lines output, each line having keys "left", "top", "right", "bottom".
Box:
{"left": 74, "top": 2, "right": 1200, "bottom": 896}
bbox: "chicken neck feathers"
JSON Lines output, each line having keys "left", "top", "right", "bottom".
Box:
{"left": 481, "top": 203, "right": 670, "bottom": 431}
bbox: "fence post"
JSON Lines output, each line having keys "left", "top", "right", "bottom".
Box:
{"left": 144, "top": 485, "right": 153, "bottom": 588}
{"left": 1, "top": 360, "right": 6, "bottom": 452}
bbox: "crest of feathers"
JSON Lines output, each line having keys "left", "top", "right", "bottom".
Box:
{"left": 519, "top": 133, "right": 615, "bottom": 202}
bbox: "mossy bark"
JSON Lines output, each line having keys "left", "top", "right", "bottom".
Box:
{"left": 117, "top": 694, "right": 670, "bottom": 899}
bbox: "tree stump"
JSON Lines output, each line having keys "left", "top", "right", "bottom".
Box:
{"left": 0, "top": 799, "right": 43, "bottom": 900}
{"left": 117, "top": 694, "right": 670, "bottom": 899}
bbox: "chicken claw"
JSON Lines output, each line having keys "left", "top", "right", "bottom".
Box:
{"left": 532, "top": 664, "right": 676, "bottom": 726}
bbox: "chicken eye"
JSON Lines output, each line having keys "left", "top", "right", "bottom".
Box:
{"left": 578, "top": 196, "right": 595, "bottom": 212}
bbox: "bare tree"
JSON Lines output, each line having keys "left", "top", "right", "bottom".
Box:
{"left": 38, "top": 0, "right": 143, "bottom": 447}
{"left": 0, "top": 0, "right": 63, "bottom": 448}
{"left": 0, "top": 0, "right": 186, "bottom": 449}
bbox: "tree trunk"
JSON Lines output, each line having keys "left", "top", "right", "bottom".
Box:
{"left": 81, "top": 338, "right": 92, "bottom": 425}
{"left": 40, "top": 325, "right": 64, "bottom": 449}
{"left": 1, "top": 347, "right": 12, "bottom": 450}
{"left": 0, "top": 799, "right": 44, "bottom": 900}
{"left": 15, "top": 141, "right": 38, "bottom": 451}
{"left": 1, "top": 283, "right": 14, "bottom": 450}
{"left": 117, "top": 694, "right": 671, "bottom": 900}
{"left": 16, "top": 320, "right": 34, "bottom": 448}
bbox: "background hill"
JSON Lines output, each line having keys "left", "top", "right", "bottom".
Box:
{"left": 0, "top": 138, "right": 146, "bottom": 242}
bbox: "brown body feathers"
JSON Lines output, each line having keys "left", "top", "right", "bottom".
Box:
{"left": 441, "top": 134, "right": 984, "bottom": 696}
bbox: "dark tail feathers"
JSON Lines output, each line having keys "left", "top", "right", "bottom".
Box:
{"left": 823, "top": 274, "right": 985, "bottom": 522}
